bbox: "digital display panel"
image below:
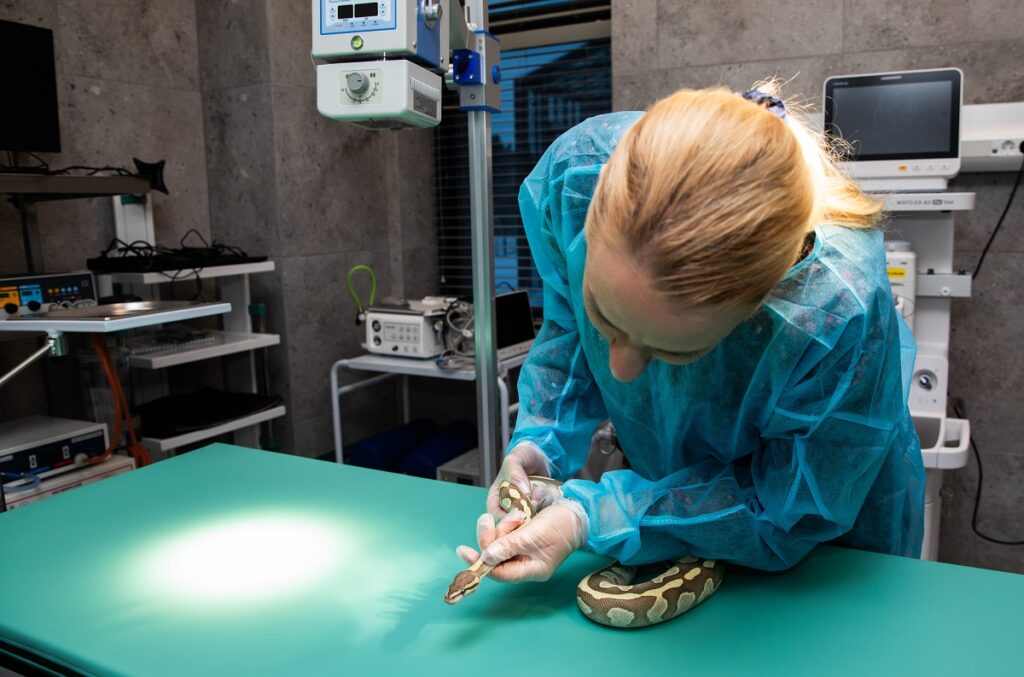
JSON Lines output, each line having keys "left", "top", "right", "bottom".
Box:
{"left": 354, "top": 2, "right": 378, "bottom": 17}
{"left": 824, "top": 70, "right": 960, "bottom": 162}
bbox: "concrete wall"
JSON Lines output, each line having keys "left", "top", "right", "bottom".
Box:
{"left": 611, "top": 0, "right": 1024, "bottom": 573}
{"left": 0, "top": 0, "right": 211, "bottom": 421}
{"left": 197, "top": 0, "right": 438, "bottom": 457}
{"left": 0, "top": 0, "right": 211, "bottom": 273}
{"left": 0, "top": 1, "right": 438, "bottom": 458}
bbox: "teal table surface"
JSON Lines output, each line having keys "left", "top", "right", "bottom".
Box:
{"left": 1, "top": 444, "right": 1022, "bottom": 676}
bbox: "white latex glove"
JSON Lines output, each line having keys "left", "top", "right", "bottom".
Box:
{"left": 456, "top": 499, "right": 588, "bottom": 583}
{"left": 487, "top": 443, "right": 559, "bottom": 519}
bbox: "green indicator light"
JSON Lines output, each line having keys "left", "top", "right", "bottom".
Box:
{"left": 351, "top": 35, "right": 364, "bottom": 50}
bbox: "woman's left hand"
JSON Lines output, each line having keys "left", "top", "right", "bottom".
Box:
{"left": 456, "top": 499, "right": 588, "bottom": 583}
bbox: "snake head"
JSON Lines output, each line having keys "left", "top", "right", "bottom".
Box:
{"left": 444, "top": 570, "right": 481, "bottom": 605}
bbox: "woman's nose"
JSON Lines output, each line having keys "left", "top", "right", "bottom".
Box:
{"left": 608, "top": 338, "right": 650, "bottom": 382}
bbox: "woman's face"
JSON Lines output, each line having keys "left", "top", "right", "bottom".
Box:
{"left": 583, "top": 239, "right": 753, "bottom": 382}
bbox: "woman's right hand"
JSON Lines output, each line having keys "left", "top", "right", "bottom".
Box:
{"left": 486, "top": 443, "right": 556, "bottom": 519}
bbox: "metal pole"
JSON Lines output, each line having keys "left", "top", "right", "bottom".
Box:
{"left": 468, "top": 109, "right": 498, "bottom": 486}
{"left": 0, "top": 336, "right": 56, "bottom": 390}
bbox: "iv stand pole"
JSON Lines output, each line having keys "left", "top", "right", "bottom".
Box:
{"left": 459, "top": 0, "right": 499, "bottom": 486}
{"left": 468, "top": 108, "right": 498, "bottom": 486}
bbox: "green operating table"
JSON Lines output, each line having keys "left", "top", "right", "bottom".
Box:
{"left": 1, "top": 443, "right": 1022, "bottom": 676}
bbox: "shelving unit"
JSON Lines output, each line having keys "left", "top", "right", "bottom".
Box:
{"left": 127, "top": 329, "right": 280, "bottom": 369}
{"left": 0, "top": 301, "right": 231, "bottom": 334}
{"left": 0, "top": 173, "right": 150, "bottom": 198}
{"left": 0, "top": 172, "right": 151, "bottom": 274}
{"left": 330, "top": 351, "right": 529, "bottom": 477}
{"left": 0, "top": 173, "right": 284, "bottom": 460}
{"left": 99, "top": 262, "right": 284, "bottom": 456}
{"left": 139, "top": 405, "right": 287, "bottom": 453}
{"left": 98, "top": 260, "right": 275, "bottom": 286}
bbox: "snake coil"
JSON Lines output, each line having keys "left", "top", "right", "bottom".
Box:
{"left": 445, "top": 476, "right": 724, "bottom": 628}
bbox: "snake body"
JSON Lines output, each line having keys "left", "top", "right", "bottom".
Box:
{"left": 444, "top": 476, "right": 724, "bottom": 628}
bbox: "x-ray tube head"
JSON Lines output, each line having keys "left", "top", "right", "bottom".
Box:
{"left": 316, "top": 60, "right": 442, "bottom": 129}
{"left": 312, "top": 0, "right": 449, "bottom": 129}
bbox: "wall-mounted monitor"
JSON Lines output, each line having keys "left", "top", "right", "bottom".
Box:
{"left": 0, "top": 19, "right": 61, "bottom": 156}
{"left": 824, "top": 68, "right": 962, "bottom": 192}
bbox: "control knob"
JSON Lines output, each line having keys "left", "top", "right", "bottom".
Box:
{"left": 347, "top": 72, "right": 370, "bottom": 95}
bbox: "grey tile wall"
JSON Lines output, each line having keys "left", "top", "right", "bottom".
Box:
{"left": 58, "top": 75, "right": 211, "bottom": 249}
{"left": 57, "top": 0, "right": 200, "bottom": 90}
{"left": 1, "top": 0, "right": 436, "bottom": 456}
{"left": 196, "top": 0, "right": 271, "bottom": 91}
{"left": 266, "top": 0, "right": 316, "bottom": 89}
{"left": 0, "top": 0, "right": 210, "bottom": 420}
{"left": 202, "top": 84, "right": 280, "bottom": 255}
{"left": 844, "top": 0, "right": 1024, "bottom": 50}
{"left": 656, "top": 0, "right": 844, "bottom": 69}
{"left": 0, "top": 0, "right": 55, "bottom": 26}
{"left": 611, "top": 0, "right": 1024, "bottom": 572}
{"left": 270, "top": 84, "right": 391, "bottom": 258}
{"left": 199, "top": 1, "right": 438, "bottom": 455}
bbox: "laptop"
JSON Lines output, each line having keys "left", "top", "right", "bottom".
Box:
{"left": 496, "top": 290, "right": 536, "bottom": 360}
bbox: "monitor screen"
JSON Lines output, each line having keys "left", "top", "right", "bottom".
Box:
{"left": 495, "top": 291, "right": 535, "bottom": 349}
{"left": 0, "top": 19, "right": 61, "bottom": 154}
{"left": 824, "top": 70, "right": 960, "bottom": 162}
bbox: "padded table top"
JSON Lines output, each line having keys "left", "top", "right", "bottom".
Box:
{"left": 1, "top": 443, "right": 1022, "bottom": 676}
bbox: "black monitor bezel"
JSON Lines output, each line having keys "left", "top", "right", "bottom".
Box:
{"left": 823, "top": 69, "right": 961, "bottom": 162}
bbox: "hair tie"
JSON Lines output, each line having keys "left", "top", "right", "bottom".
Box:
{"left": 741, "top": 89, "right": 787, "bottom": 120}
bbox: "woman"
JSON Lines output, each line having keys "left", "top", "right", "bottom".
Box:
{"left": 456, "top": 85, "right": 924, "bottom": 585}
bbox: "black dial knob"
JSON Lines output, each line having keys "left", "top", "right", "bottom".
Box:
{"left": 371, "top": 320, "right": 381, "bottom": 331}
{"left": 373, "top": 336, "right": 382, "bottom": 346}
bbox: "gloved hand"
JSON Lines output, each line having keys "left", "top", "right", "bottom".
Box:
{"left": 456, "top": 498, "right": 588, "bottom": 583}
{"left": 487, "top": 443, "right": 560, "bottom": 518}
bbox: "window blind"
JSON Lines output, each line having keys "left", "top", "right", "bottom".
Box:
{"left": 434, "top": 1, "right": 611, "bottom": 308}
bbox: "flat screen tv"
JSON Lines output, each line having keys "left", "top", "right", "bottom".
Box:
{"left": 0, "top": 19, "right": 61, "bottom": 154}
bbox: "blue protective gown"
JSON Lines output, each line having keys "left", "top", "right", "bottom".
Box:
{"left": 509, "top": 112, "right": 925, "bottom": 572}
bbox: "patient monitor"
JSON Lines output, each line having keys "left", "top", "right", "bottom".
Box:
{"left": 824, "top": 68, "right": 963, "bottom": 192}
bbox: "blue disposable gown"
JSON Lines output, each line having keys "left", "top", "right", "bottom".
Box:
{"left": 509, "top": 112, "right": 925, "bottom": 571}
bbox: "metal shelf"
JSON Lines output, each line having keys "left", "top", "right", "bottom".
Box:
{"left": 98, "top": 261, "right": 275, "bottom": 286}
{"left": 0, "top": 301, "right": 231, "bottom": 334}
{"left": 339, "top": 351, "right": 528, "bottom": 381}
{"left": 128, "top": 330, "right": 280, "bottom": 369}
{"left": 140, "top": 405, "right": 286, "bottom": 453}
{"left": 0, "top": 173, "right": 150, "bottom": 202}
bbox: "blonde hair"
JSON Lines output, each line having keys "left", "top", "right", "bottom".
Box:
{"left": 585, "top": 82, "right": 881, "bottom": 307}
